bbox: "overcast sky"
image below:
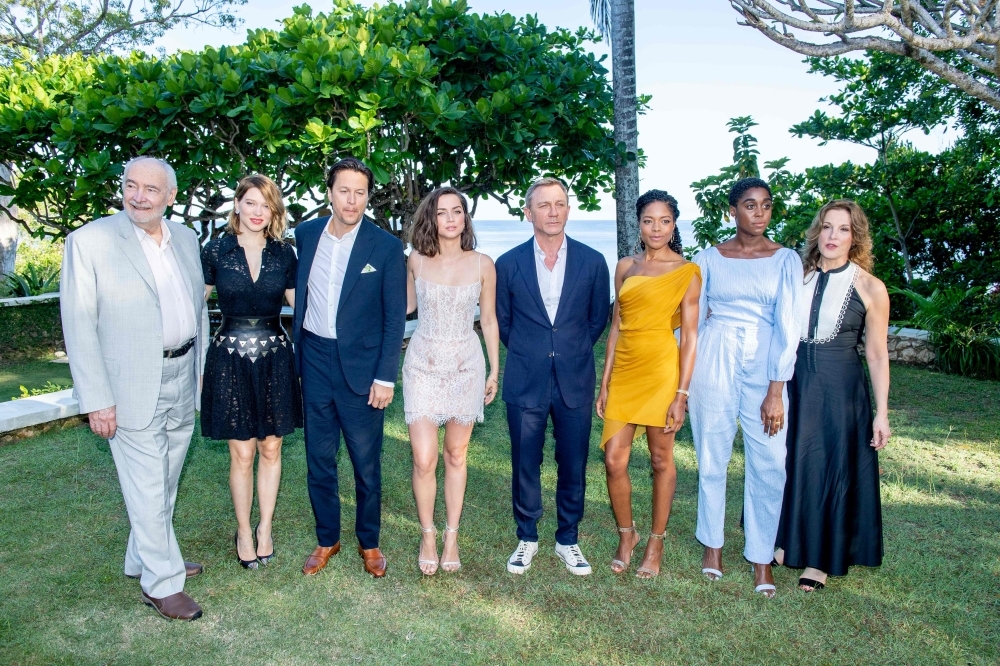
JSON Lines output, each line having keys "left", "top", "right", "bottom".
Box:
{"left": 150, "top": 0, "right": 951, "bottom": 220}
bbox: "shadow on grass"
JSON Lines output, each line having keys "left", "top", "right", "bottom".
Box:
{"left": 1, "top": 353, "right": 998, "bottom": 664}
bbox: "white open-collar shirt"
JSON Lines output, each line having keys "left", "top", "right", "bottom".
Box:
{"left": 533, "top": 235, "right": 567, "bottom": 324}
{"left": 303, "top": 221, "right": 392, "bottom": 387}
{"left": 134, "top": 221, "right": 196, "bottom": 350}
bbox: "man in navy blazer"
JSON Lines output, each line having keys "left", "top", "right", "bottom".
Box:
{"left": 292, "top": 157, "right": 406, "bottom": 578}
{"left": 495, "top": 177, "right": 610, "bottom": 575}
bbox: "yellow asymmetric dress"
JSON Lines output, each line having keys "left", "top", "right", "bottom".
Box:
{"left": 601, "top": 263, "right": 701, "bottom": 448}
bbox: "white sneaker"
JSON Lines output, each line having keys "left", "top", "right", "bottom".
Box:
{"left": 555, "top": 543, "right": 592, "bottom": 576}
{"left": 506, "top": 540, "right": 539, "bottom": 574}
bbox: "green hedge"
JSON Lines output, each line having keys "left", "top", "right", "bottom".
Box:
{"left": 0, "top": 301, "right": 64, "bottom": 360}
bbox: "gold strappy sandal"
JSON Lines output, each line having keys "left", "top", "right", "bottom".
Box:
{"left": 610, "top": 522, "right": 639, "bottom": 574}
{"left": 636, "top": 531, "right": 666, "bottom": 579}
{"left": 418, "top": 525, "right": 439, "bottom": 575}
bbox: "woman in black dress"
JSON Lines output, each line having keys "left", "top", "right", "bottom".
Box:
{"left": 201, "top": 174, "right": 302, "bottom": 569}
{"left": 774, "top": 199, "right": 891, "bottom": 591}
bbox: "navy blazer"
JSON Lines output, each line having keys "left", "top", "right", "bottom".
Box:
{"left": 495, "top": 237, "right": 610, "bottom": 409}
{"left": 293, "top": 217, "right": 406, "bottom": 395}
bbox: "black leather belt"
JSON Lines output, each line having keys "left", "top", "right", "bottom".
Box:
{"left": 164, "top": 337, "right": 195, "bottom": 358}
{"left": 214, "top": 315, "right": 288, "bottom": 360}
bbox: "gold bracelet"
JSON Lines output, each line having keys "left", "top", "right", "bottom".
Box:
{"left": 676, "top": 389, "right": 689, "bottom": 397}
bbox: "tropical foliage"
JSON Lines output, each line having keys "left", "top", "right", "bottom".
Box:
{"left": 0, "top": 0, "right": 616, "bottom": 241}
{"left": 894, "top": 286, "right": 1000, "bottom": 381}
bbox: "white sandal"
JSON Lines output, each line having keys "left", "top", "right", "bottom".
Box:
{"left": 750, "top": 564, "right": 776, "bottom": 598}
{"left": 441, "top": 524, "right": 461, "bottom": 573}
{"left": 701, "top": 567, "right": 723, "bottom": 581}
{"left": 418, "top": 525, "right": 439, "bottom": 575}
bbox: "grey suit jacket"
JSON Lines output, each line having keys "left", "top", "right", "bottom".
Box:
{"left": 61, "top": 211, "right": 209, "bottom": 431}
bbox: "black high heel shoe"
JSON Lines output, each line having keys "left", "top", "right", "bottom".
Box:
{"left": 234, "top": 530, "right": 259, "bottom": 569}
{"left": 255, "top": 523, "right": 274, "bottom": 566}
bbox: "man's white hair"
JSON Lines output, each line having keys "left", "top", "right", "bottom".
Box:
{"left": 121, "top": 156, "right": 177, "bottom": 192}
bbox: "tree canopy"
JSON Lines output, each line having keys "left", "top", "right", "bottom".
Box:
{"left": 730, "top": 1, "right": 1000, "bottom": 110}
{"left": 0, "top": 0, "right": 246, "bottom": 64}
{"left": 0, "top": 0, "right": 617, "bottom": 241}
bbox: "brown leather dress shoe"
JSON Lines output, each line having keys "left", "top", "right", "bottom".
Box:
{"left": 302, "top": 543, "right": 341, "bottom": 576}
{"left": 141, "top": 591, "right": 203, "bottom": 621}
{"left": 358, "top": 546, "right": 387, "bottom": 578}
{"left": 126, "top": 561, "right": 203, "bottom": 580}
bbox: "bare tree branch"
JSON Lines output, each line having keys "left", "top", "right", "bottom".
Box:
{"left": 730, "top": 1, "right": 1000, "bottom": 109}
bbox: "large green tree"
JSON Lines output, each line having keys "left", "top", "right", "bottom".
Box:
{"left": 790, "top": 51, "right": 953, "bottom": 283}
{"left": 730, "top": 1, "right": 1000, "bottom": 111}
{"left": 0, "top": 0, "right": 617, "bottom": 242}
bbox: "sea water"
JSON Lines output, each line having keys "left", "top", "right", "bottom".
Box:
{"left": 472, "top": 219, "right": 696, "bottom": 276}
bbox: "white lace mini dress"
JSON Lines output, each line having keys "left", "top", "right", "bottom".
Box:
{"left": 402, "top": 259, "right": 486, "bottom": 426}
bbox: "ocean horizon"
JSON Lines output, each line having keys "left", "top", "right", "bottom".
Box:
{"left": 472, "top": 219, "right": 696, "bottom": 276}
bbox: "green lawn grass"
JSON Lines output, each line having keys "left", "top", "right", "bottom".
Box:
{"left": 1, "top": 338, "right": 998, "bottom": 665}
{"left": 0, "top": 356, "right": 73, "bottom": 403}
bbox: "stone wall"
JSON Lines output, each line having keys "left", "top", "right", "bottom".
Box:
{"left": 859, "top": 327, "right": 936, "bottom": 366}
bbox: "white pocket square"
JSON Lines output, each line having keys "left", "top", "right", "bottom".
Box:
{"left": 361, "top": 264, "right": 377, "bottom": 274}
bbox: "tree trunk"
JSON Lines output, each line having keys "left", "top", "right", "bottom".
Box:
{"left": 610, "top": 0, "right": 640, "bottom": 260}
{"left": 0, "top": 164, "right": 17, "bottom": 275}
{"left": 877, "top": 144, "right": 914, "bottom": 283}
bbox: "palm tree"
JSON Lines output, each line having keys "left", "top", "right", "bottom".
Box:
{"left": 590, "top": 0, "right": 640, "bottom": 259}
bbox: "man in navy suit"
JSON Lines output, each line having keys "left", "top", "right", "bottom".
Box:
{"left": 292, "top": 157, "right": 406, "bottom": 578}
{"left": 495, "top": 177, "right": 610, "bottom": 575}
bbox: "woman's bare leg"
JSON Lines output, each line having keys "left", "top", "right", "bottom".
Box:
{"left": 604, "top": 424, "right": 641, "bottom": 572}
{"left": 409, "top": 419, "right": 441, "bottom": 574}
{"left": 229, "top": 438, "right": 258, "bottom": 561}
{"left": 255, "top": 435, "right": 282, "bottom": 557}
{"left": 636, "top": 428, "right": 677, "bottom": 578}
{"left": 441, "top": 420, "right": 474, "bottom": 571}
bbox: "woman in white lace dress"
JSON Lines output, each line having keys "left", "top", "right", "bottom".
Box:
{"left": 403, "top": 186, "right": 500, "bottom": 575}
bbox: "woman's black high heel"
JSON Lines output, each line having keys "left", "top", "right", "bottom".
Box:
{"left": 235, "top": 530, "right": 259, "bottom": 569}
{"left": 255, "top": 523, "right": 274, "bottom": 566}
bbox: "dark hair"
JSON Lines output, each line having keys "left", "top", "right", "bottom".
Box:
{"left": 635, "top": 189, "right": 683, "bottom": 255}
{"left": 728, "top": 177, "right": 771, "bottom": 207}
{"left": 409, "top": 187, "right": 477, "bottom": 257}
{"left": 325, "top": 157, "right": 374, "bottom": 193}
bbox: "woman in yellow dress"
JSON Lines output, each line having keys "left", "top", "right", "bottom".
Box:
{"left": 596, "top": 190, "right": 701, "bottom": 578}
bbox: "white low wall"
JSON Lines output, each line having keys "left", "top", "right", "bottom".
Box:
{"left": 0, "top": 314, "right": 430, "bottom": 434}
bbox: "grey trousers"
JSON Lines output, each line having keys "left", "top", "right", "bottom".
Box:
{"left": 108, "top": 354, "right": 195, "bottom": 598}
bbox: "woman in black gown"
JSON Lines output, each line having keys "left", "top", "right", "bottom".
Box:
{"left": 201, "top": 174, "right": 302, "bottom": 569}
{"left": 775, "top": 199, "right": 891, "bottom": 591}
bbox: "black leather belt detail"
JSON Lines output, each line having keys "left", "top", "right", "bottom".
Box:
{"left": 164, "top": 337, "right": 195, "bottom": 359}
{"left": 214, "top": 315, "right": 288, "bottom": 362}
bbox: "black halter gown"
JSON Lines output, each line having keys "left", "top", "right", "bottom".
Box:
{"left": 776, "top": 262, "right": 884, "bottom": 576}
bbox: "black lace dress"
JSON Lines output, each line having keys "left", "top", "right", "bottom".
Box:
{"left": 200, "top": 234, "right": 302, "bottom": 441}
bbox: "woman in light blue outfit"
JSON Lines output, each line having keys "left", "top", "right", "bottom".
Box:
{"left": 689, "top": 177, "right": 802, "bottom": 598}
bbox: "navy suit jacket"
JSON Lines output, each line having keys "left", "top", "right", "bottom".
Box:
{"left": 495, "top": 236, "right": 610, "bottom": 409}
{"left": 293, "top": 217, "right": 406, "bottom": 395}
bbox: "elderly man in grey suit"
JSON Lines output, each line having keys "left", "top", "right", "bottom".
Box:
{"left": 61, "top": 157, "right": 209, "bottom": 621}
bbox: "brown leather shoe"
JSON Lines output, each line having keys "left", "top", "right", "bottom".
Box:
{"left": 141, "top": 591, "right": 203, "bottom": 621}
{"left": 358, "top": 545, "right": 387, "bottom": 578}
{"left": 302, "top": 543, "right": 341, "bottom": 576}
{"left": 126, "top": 561, "right": 203, "bottom": 580}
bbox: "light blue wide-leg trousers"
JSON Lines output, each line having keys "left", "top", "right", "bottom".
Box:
{"left": 689, "top": 319, "right": 788, "bottom": 565}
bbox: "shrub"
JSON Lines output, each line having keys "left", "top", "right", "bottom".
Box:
{"left": 894, "top": 286, "right": 1000, "bottom": 380}
{"left": 1, "top": 263, "right": 60, "bottom": 297}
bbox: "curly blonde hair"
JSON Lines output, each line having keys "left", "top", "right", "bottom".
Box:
{"left": 801, "top": 199, "right": 874, "bottom": 274}
{"left": 225, "top": 174, "right": 288, "bottom": 241}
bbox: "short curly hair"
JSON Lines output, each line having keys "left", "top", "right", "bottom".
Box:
{"left": 728, "top": 177, "right": 771, "bottom": 207}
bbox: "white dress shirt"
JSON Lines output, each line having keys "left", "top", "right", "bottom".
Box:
{"left": 534, "top": 235, "right": 567, "bottom": 324}
{"left": 303, "top": 221, "right": 392, "bottom": 387}
{"left": 304, "top": 221, "right": 359, "bottom": 339}
{"left": 134, "top": 222, "right": 196, "bottom": 350}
